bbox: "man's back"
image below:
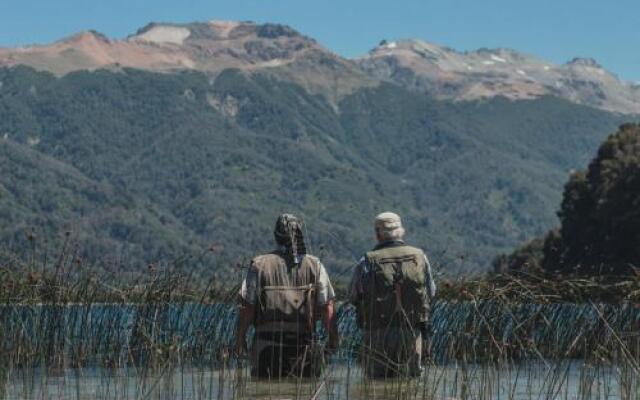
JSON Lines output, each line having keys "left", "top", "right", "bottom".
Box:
{"left": 349, "top": 212, "right": 436, "bottom": 379}
{"left": 361, "top": 242, "right": 429, "bottom": 330}
{"left": 251, "top": 252, "right": 322, "bottom": 332}
{"left": 252, "top": 252, "right": 321, "bottom": 289}
{"left": 235, "top": 214, "right": 337, "bottom": 379}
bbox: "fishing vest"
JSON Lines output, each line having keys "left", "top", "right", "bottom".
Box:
{"left": 253, "top": 252, "right": 321, "bottom": 333}
{"left": 359, "top": 243, "right": 428, "bottom": 331}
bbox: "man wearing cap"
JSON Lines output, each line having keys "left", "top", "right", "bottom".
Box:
{"left": 235, "top": 214, "right": 339, "bottom": 378}
{"left": 349, "top": 212, "right": 436, "bottom": 378}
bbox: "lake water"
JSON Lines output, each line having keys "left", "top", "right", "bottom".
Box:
{"left": 2, "top": 302, "right": 638, "bottom": 399}
{"left": 3, "top": 360, "right": 632, "bottom": 399}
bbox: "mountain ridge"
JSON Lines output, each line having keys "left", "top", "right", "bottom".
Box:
{"left": 357, "top": 39, "right": 640, "bottom": 114}
{"left": 0, "top": 22, "right": 383, "bottom": 110}
{"left": 1, "top": 21, "right": 639, "bottom": 114}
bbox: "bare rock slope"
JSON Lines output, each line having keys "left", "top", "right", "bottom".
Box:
{"left": 0, "top": 21, "right": 375, "bottom": 102}
{"left": 1, "top": 22, "right": 638, "bottom": 114}
{"left": 357, "top": 39, "right": 640, "bottom": 114}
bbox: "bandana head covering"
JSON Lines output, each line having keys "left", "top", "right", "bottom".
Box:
{"left": 274, "top": 213, "right": 307, "bottom": 266}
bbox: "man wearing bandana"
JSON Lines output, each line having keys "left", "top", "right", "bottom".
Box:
{"left": 235, "top": 214, "right": 338, "bottom": 378}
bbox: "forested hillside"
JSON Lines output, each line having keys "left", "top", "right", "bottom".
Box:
{"left": 0, "top": 66, "right": 628, "bottom": 278}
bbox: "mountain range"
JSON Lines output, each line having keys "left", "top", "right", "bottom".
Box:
{"left": 0, "top": 21, "right": 636, "bottom": 280}
{"left": 2, "top": 21, "right": 639, "bottom": 114}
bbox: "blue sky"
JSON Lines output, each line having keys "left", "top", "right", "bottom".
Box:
{"left": 1, "top": 0, "right": 638, "bottom": 81}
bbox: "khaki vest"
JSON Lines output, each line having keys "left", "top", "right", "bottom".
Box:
{"left": 252, "top": 252, "right": 321, "bottom": 333}
{"left": 359, "top": 243, "right": 428, "bottom": 330}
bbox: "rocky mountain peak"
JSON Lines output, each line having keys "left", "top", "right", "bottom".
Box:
{"left": 0, "top": 22, "right": 637, "bottom": 114}
{"left": 0, "top": 19, "right": 375, "bottom": 106}
{"left": 566, "top": 57, "right": 603, "bottom": 69}
{"left": 60, "top": 30, "right": 111, "bottom": 45}
{"left": 356, "top": 40, "right": 640, "bottom": 114}
{"left": 369, "top": 38, "right": 451, "bottom": 56}
{"left": 0, "top": 20, "right": 324, "bottom": 75}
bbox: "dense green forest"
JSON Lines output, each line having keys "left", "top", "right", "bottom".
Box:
{"left": 495, "top": 123, "right": 640, "bottom": 275}
{"left": 0, "top": 66, "right": 630, "bottom": 279}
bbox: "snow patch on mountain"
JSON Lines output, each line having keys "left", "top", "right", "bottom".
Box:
{"left": 132, "top": 26, "right": 191, "bottom": 45}
{"left": 490, "top": 55, "right": 507, "bottom": 63}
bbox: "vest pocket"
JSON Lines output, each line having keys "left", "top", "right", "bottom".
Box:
{"left": 258, "top": 285, "right": 314, "bottom": 328}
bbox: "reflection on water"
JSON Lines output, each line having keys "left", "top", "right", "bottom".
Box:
{"left": 2, "top": 302, "right": 638, "bottom": 398}
{"left": 3, "top": 360, "right": 631, "bottom": 400}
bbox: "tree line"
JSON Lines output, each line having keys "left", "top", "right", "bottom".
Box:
{"left": 495, "top": 123, "right": 640, "bottom": 275}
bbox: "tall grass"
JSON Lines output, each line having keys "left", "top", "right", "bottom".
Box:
{"left": 2, "top": 243, "right": 640, "bottom": 399}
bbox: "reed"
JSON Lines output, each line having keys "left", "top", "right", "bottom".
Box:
{"left": 2, "top": 243, "right": 640, "bottom": 399}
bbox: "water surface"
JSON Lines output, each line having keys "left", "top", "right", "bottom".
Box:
{"left": 4, "top": 360, "right": 631, "bottom": 399}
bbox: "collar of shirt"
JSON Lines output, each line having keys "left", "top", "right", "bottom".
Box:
{"left": 373, "top": 240, "right": 406, "bottom": 251}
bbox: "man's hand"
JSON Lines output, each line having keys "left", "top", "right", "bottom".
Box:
{"left": 421, "top": 337, "right": 432, "bottom": 363}
{"left": 234, "top": 337, "right": 247, "bottom": 358}
{"left": 419, "top": 321, "right": 432, "bottom": 363}
{"left": 321, "top": 300, "right": 339, "bottom": 355}
{"left": 325, "top": 333, "right": 340, "bottom": 355}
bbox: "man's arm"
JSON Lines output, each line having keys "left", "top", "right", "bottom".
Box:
{"left": 348, "top": 259, "right": 368, "bottom": 330}
{"left": 235, "top": 300, "right": 254, "bottom": 356}
{"left": 348, "top": 258, "right": 365, "bottom": 304}
{"left": 424, "top": 254, "right": 436, "bottom": 299}
{"left": 320, "top": 300, "right": 339, "bottom": 350}
{"left": 316, "top": 263, "right": 339, "bottom": 350}
{"left": 235, "top": 263, "right": 258, "bottom": 356}
{"left": 421, "top": 253, "right": 436, "bottom": 361}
